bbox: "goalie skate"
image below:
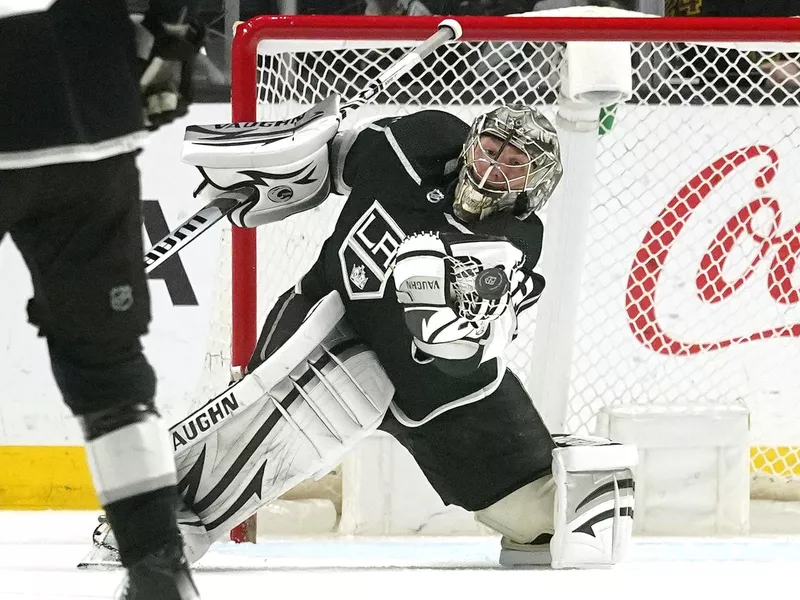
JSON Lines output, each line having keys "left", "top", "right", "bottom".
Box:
{"left": 496, "top": 435, "right": 636, "bottom": 569}
{"left": 78, "top": 507, "right": 209, "bottom": 570}
{"left": 499, "top": 533, "right": 553, "bottom": 568}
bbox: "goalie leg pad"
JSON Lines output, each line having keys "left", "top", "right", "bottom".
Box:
{"left": 490, "top": 435, "right": 637, "bottom": 569}
{"left": 173, "top": 291, "right": 395, "bottom": 562}
{"left": 549, "top": 434, "right": 637, "bottom": 569}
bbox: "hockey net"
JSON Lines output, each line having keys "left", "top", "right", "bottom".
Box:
{"left": 213, "top": 10, "right": 800, "bottom": 538}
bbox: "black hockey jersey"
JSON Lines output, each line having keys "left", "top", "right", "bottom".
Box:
{"left": 0, "top": 0, "right": 145, "bottom": 168}
{"left": 299, "top": 110, "right": 545, "bottom": 423}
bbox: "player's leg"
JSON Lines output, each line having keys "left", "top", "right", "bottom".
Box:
{"left": 381, "top": 369, "right": 636, "bottom": 568}
{"left": 381, "top": 369, "right": 554, "bottom": 513}
{"left": 6, "top": 154, "right": 197, "bottom": 598}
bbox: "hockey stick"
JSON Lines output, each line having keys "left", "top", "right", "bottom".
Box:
{"left": 184, "top": 18, "right": 464, "bottom": 151}
{"left": 146, "top": 19, "right": 463, "bottom": 270}
{"left": 338, "top": 18, "right": 463, "bottom": 118}
{"left": 144, "top": 186, "right": 257, "bottom": 273}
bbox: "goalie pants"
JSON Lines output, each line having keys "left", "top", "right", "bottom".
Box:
{"left": 250, "top": 290, "right": 555, "bottom": 514}
{"left": 0, "top": 153, "right": 155, "bottom": 415}
{"left": 380, "top": 370, "right": 555, "bottom": 512}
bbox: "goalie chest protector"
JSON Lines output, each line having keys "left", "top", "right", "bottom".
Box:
{"left": 299, "top": 110, "right": 544, "bottom": 421}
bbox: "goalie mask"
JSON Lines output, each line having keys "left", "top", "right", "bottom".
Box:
{"left": 453, "top": 105, "right": 563, "bottom": 222}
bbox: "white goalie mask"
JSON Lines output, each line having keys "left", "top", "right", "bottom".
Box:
{"left": 453, "top": 105, "right": 563, "bottom": 222}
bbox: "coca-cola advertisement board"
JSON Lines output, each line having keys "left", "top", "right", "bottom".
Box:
{"left": 544, "top": 106, "right": 800, "bottom": 446}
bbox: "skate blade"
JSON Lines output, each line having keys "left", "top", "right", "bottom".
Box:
{"left": 76, "top": 545, "right": 122, "bottom": 570}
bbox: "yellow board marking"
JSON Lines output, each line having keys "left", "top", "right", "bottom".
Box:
{"left": 0, "top": 446, "right": 98, "bottom": 509}
{"left": 0, "top": 445, "right": 798, "bottom": 509}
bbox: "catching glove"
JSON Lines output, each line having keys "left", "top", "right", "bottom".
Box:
{"left": 391, "top": 231, "right": 523, "bottom": 359}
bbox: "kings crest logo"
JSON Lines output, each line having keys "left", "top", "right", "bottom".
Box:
{"left": 339, "top": 200, "right": 406, "bottom": 300}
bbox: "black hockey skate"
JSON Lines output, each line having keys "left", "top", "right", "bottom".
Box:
{"left": 117, "top": 542, "right": 199, "bottom": 600}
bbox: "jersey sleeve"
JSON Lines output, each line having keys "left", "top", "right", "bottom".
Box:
{"left": 339, "top": 110, "right": 469, "bottom": 191}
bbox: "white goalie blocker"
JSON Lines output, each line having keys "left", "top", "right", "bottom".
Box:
{"left": 181, "top": 94, "right": 342, "bottom": 228}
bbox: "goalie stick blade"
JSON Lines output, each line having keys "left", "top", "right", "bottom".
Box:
{"left": 144, "top": 187, "right": 257, "bottom": 274}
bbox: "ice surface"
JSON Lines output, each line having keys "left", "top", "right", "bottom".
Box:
{"left": 2, "top": 511, "right": 800, "bottom": 600}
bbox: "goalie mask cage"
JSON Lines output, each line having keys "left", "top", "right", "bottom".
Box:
{"left": 218, "top": 11, "right": 800, "bottom": 540}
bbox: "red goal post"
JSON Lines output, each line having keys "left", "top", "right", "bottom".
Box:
{"left": 225, "top": 13, "right": 800, "bottom": 541}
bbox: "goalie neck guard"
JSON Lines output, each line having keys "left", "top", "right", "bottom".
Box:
{"left": 453, "top": 104, "right": 563, "bottom": 222}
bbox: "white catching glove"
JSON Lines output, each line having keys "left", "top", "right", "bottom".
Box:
{"left": 391, "top": 231, "right": 524, "bottom": 362}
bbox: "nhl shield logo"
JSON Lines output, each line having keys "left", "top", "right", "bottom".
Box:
{"left": 110, "top": 285, "right": 134, "bottom": 312}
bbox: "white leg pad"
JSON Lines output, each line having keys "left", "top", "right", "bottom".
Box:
{"left": 178, "top": 316, "right": 394, "bottom": 561}
{"left": 550, "top": 434, "right": 637, "bottom": 569}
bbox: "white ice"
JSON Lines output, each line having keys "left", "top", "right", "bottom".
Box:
{"left": 2, "top": 511, "right": 800, "bottom": 600}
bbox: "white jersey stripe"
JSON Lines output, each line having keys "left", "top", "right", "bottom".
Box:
{"left": 384, "top": 127, "right": 422, "bottom": 186}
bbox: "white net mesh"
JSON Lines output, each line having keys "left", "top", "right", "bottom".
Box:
{"left": 213, "top": 25, "right": 800, "bottom": 523}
